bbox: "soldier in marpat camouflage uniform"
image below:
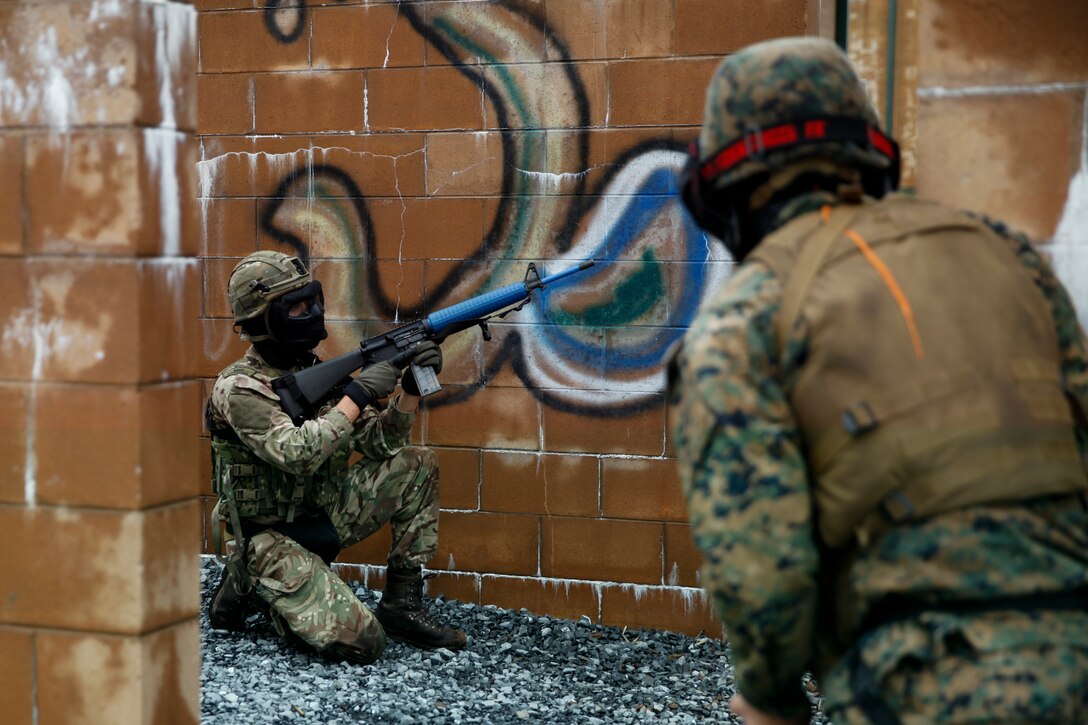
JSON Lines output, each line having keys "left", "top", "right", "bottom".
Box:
{"left": 670, "top": 38, "right": 1088, "bottom": 724}
{"left": 207, "top": 250, "right": 466, "bottom": 664}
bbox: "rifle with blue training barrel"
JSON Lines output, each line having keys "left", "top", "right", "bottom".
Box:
{"left": 272, "top": 261, "right": 596, "bottom": 425}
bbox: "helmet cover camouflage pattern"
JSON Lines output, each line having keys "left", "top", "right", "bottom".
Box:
{"left": 698, "top": 37, "right": 889, "bottom": 192}
{"left": 228, "top": 251, "right": 312, "bottom": 325}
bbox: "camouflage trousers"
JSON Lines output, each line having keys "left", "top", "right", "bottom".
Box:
{"left": 238, "top": 446, "right": 440, "bottom": 664}
{"left": 821, "top": 610, "right": 1088, "bottom": 724}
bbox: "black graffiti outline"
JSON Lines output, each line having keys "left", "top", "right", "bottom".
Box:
{"left": 261, "top": 138, "right": 689, "bottom": 418}
{"left": 263, "top": 0, "right": 308, "bottom": 44}
{"left": 258, "top": 1, "right": 691, "bottom": 416}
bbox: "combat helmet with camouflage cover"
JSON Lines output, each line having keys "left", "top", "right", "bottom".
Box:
{"left": 680, "top": 37, "right": 900, "bottom": 260}
{"left": 228, "top": 250, "right": 322, "bottom": 344}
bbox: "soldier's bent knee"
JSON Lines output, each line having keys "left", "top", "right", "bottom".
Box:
{"left": 402, "top": 445, "right": 437, "bottom": 475}
{"left": 320, "top": 624, "right": 388, "bottom": 666}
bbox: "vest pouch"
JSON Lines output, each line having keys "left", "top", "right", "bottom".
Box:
{"left": 814, "top": 383, "right": 1088, "bottom": 549}
{"left": 814, "top": 425, "right": 911, "bottom": 549}
{"left": 260, "top": 469, "right": 300, "bottom": 522}
{"left": 875, "top": 425, "right": 1088, "bottom": 524}
{"left": 230, "top": 476, "right": 261, "bottom": 518}
{"left": 212, "top": 436, "right": 302, "bottom": 520}
{"left": 211, "top": 438, "right": 265, "bottom": 518}
{"left": 304, "top": 470, "right": 339, "bottom": 510}
{"left": 221, "top": 463, "right": 260, "bottom": 520}
{"left": 212, "top": 431, "right": 352, "bottom": 520}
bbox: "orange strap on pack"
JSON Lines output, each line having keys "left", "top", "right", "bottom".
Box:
{"left": 844, "top": 229, "right": 925, "bottom": 359}
{"left": 776, "top": 203, "right": 925, "bottom": 360}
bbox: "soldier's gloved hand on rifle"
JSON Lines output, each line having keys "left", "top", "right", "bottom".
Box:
{"left": 401, "top": 341, "right": 444, "bottom": 397}
{"left": 342, "top": 361, "right": 401, "bottom": 409}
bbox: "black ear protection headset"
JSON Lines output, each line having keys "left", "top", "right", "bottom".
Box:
{"left": 679, "top": 117, "right": 901, "bottom": 260}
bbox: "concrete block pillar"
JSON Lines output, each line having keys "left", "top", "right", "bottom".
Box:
{"left": 0, "top": 1, "right": 201, "bottom": 723}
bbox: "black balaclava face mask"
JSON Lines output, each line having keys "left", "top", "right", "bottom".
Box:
{"left": 250, "top": 281, "right": 328, "bottom": 368}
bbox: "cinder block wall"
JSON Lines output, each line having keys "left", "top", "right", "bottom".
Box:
{"left": 912, "top": 0, "right": 1088, "bottom": 323}
{"left": 0, "top": 1, "right": 202, "bottom": 723}
{"left": 850, "top": 0, "right": 1088, "bottom": 322}
{"left": 196, "top": 0, "right": 825, "bottom": 636}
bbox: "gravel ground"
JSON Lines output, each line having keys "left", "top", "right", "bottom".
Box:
{"left": 201, "top": 559, "right": 829, "bottom": 724}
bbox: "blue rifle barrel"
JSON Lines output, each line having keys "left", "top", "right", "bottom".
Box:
{"left": 423, "top": 261, "right": 594, "bottom": 337}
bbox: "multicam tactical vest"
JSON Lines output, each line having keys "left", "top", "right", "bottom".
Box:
{"left": 749, "top": 195, "right": 1088, "bottom": 549}
{"left": 208, "top": 357, "right": 351, "bottom": 535}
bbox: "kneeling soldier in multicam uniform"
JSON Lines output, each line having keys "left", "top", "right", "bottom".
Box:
{"left": 207, "top": 250, "right": 466, "bottom": 664}
{"left": 670, "top": 37, "right": 1088, "bottom": 724}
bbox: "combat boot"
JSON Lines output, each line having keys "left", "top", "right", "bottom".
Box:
{"left": 375, "top": 567, "right": 467, "bottom": 650}
{"left": 209, "top": 568, "right": 255, "bottom": 632}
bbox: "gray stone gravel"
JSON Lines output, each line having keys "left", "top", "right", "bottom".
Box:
{"left": 200, "top": 559, "right": 829, "bottom": 724}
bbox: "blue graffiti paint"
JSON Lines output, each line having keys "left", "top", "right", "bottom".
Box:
{"left": 252, "top": 1, "right": 724, "bottom": 416}
{"left": 536, "top": 168, "right": 712, "bottom": 369}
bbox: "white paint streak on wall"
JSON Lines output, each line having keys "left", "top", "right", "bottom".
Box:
{"left": 1051, "top": 98, "right": 1088, "bottom": 329}
{"left": 145, "top": 129, "right": 181, "bottom": 255}
{"left": 161, "top": 257, "right": 198, "bottom": 346}
{"left": 513, "top": 167, "right": 591, "bottom": 195}
{"left": 0, "top": 1, "right": 129, "bottom": 128}
{"left": 197, "top": 149, "right": 305, "bottom": 198}
{"left": 327, "top": 559, "right": 706, "bottom": 601}
{"left": 198, "top": 139, "right": 209, "bottom": 252}
{"left": 89, "top": 0, "right": 124, "bottom": 23}
{"left": 36, "top": 28, "right": 76, "bottom": 130}
{"left": 1, "top": 3, "right": 129, "bottom": 507}
{"left": 363, "top": 82, "right": 370, "bottom": 133}
{"left": 3, "top": 305, "right": 39, "bottom": 506}
{"left": 322, "top": 561, "right": 711, "bottom": 630}
{"left": 383, "top": 1, "right": 400, "bottom": 69}
{"left": 677, "top": 586, "right": 707, "bottom": 613}
{"left": 918, "top": 81, "right": 1088, "bottom": 99}
{"left": 153, "top": 6, "right": 175, "bottom": 129}
{"left": 2, "top": 309, "right": 34, "bottom": 353}
{"left": 14, "top": 270, "right": 111, "bottom": 505}
{"left": 4, "top": 264, "right": 121, "bottom": 500}
{"left": 198, "top": 145, "right": 424, "bottom": 199}
{"left": 618, "top": 582, "right": 650, "bottom": 603}
{"left": 36, "top": 271, "right": 115, "bottom": 378}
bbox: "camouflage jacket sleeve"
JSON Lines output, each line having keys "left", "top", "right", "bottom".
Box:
{"left": 350, "top": 393, "right": 416, "bottom": 460}
{"left": 668, "top": 262, "right": 817, "bottom": 718}
{"left": 213, "top": 372, "right": 355, "bottom": 477}
{"left": 988, "top": 220, "right": 1088, "bottom": 466}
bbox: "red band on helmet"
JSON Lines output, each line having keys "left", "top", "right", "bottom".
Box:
{"left": 697, "top": 117, "right": 898, "bottom": 185}
{"left": 867, "top": 127, "right": 895, "bottom": 158}
{"left": 805, "top": 120, "right": 827, "bottom": 138}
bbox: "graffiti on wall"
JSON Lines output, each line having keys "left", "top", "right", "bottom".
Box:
{"left": 235, "top": 0, "right": 732, "bottom": 416}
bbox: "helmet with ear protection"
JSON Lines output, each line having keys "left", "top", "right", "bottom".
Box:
{"left": 679, "top": 37, "right": 900, "bottom": 260}
{"left": 227, "top": 251, "right": 320, "bottom": 344}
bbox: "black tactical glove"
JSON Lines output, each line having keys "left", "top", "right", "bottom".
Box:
{"left": 401, "top": 341, "right": 444, "bottom": 397}
{"left": 343, "top": 361, "right": 401, "bottom": 409}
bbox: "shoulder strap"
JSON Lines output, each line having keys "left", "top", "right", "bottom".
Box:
{"left": 775, "top": 203, "right": 862, "bottom": 353}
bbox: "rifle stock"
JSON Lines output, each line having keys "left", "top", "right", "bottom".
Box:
{"left": 272, "top": 261, "right": 595, "bottom": 425}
